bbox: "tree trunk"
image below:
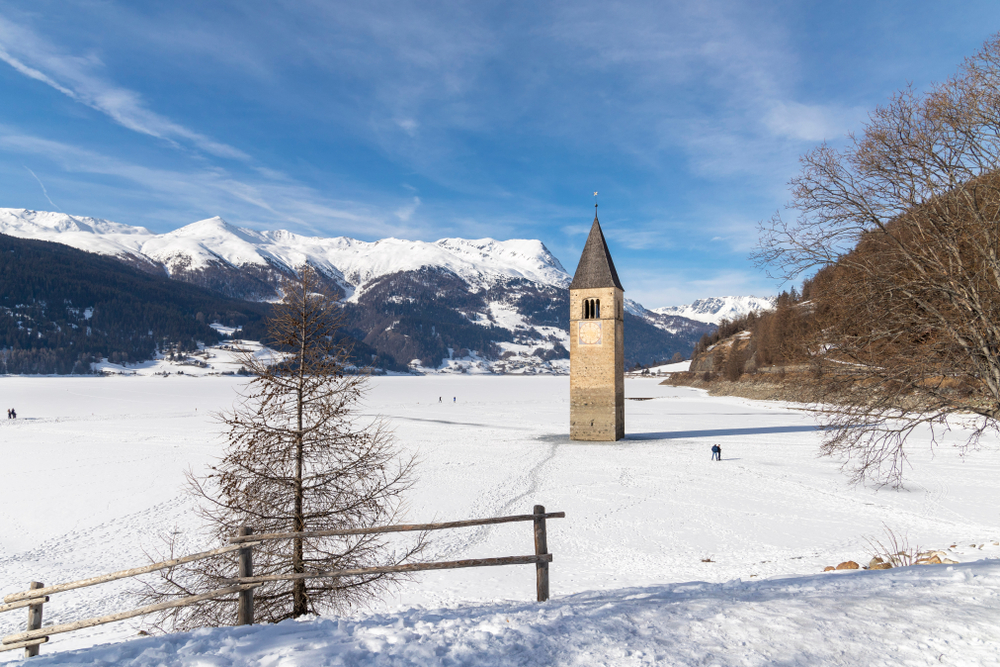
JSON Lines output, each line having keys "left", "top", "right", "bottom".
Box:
{"left": 293, "top": 319, "right": 307, "bottom": 617}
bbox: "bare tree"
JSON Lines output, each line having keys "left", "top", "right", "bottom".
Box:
{"left": 144, "top": 266, "right": 420, "bottom": 629}
{"left": 755, "top": 34, "right": 1000, "bottom": 486}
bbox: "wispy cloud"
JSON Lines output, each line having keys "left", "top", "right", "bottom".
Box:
{"left": 23, "top": 166, "right": 61, "bottom": 212}
{"left": 763, "top": 101, "right": 866, "bottom": 142}
{"left": 0, "top": 130, "right": 416, "bottom": 239}
{"left": 395, "top": 119, "right": 419, "bottom": 136}
{"left": 0, "top": 15, "right": 249, "bottom": 161}
{"left": 394, "top": 196, "right": 421, "bottom": 222}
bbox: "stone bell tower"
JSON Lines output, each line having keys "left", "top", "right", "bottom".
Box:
{"left": 569, "top": 205, "right": 624, "bottom": 441}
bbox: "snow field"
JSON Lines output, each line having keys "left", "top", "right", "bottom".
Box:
{"left": 11, "top": 565, "right": 1000, "bottom": 666}
{"left": 15, "top": 562, "right": 1000, "bottom": 667}
{"left": 1, "top": 375, "right": 999, "bottom": 663}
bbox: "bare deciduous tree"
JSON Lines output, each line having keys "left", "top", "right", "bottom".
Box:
{"left": 755, "top": 34, "right": 1000, "bottom": 486}
{"left": 143, "top": 266, "right": 420, "bottom": 629}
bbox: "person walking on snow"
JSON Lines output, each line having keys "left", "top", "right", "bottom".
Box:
{"left": 711, "top": 444, "right": 721, "bottom": 461}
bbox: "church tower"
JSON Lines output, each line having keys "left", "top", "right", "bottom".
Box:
{"left": 569, "top": 205, "right": 624, "bottom": 441}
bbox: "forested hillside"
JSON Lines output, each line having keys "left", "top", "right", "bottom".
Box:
{"left": 0, "top": 234, "right": 269, "bottom": 373}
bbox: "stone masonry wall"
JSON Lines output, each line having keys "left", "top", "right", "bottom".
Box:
{"left": 570, "top": 286, "right": 624, "bottom": 440}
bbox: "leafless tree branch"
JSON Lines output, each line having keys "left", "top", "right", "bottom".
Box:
{"left": 755, "top": 34, "right": 1000, "bottom": 486}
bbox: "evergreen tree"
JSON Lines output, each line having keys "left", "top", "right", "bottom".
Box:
{"left": 149, "top": 266, "right": 419, "bottom": 628}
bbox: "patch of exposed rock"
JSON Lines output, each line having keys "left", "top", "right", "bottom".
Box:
{"left": 822, "top": 550, "right": 959, "bottom": 573}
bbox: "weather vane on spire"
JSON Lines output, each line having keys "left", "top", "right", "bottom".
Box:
{"left": 594, "top": 191, "right": 598, "bottom": 209}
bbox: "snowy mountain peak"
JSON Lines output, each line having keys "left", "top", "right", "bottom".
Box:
{"left": 0, "top": 208, "right": 571, "bottom": 293}
{"left": 653, "top": 296, "right": 775, "bottom": 325}
{"left": 1, "top": 208, "right": 152, "bottom": 237}
{"left": 0, "top": 208, "right": 154, "bottom": 260}
{"left": 170, "top": 216, "right": 237, "bottom": 236}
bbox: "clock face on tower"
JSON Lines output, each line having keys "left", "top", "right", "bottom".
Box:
{"left": 577, "top": 320, "right": 602, "bottom": 346}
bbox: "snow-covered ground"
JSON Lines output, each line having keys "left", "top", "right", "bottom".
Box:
{"left": 632, "top": 360, "right": 691, "bottom": 375}
{"left": 1, "top": 375, "right": 999, "bottom": 664}
{"left": 95, "top": 335, "right": 570, "bottom": 377}
{"left": 92, "top": 338, "right": 276, "bottom": 377}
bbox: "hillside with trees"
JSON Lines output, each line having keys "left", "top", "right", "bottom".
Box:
{"left": 0, "top": 233, "right": 270, "bottom": 373}
{"left": 670, "top": 35, "right": 1000, "bottom": 485}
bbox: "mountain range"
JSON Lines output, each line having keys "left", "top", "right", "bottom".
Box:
{"left": 0, "top": 208, "right": 771, "bottom": 373}
{"left": 652, "top": 296, "right": 777, "bottom": 325}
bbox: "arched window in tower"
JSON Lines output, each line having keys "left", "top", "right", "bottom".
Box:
{"left": 582, "top": 298, "right": 602, "bottom": 319}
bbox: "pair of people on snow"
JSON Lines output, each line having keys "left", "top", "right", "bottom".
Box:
{"left": 6, "top": 408, "right": 16, "bottom": 419}
{"left": 711, "top": 444, "right": 722, "bottom": 461}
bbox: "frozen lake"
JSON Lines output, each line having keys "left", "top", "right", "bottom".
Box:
{"left": 1, "top": 374, "right": 998, "bottom": 660}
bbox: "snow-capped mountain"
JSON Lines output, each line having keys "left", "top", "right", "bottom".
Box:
{"left": 654, "top": 296, "right": 775, "bottom": 325}
{"left": 0, "top": 208, "right": 714, "bottom": 372}
{"left": 0, "top": 209, "right": 569, "bottom": 302}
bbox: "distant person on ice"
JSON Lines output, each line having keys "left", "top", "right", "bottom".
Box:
{"left": 711, "top": 444, "right": 721, "bottom": 461}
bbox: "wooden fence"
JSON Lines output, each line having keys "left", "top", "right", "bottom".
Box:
{"left": 0, "top": 505, "right": 564, "bottom": 659}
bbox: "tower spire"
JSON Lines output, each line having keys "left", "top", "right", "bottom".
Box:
{"left": 570, "top": 210, "right": 623, "bottom": 291}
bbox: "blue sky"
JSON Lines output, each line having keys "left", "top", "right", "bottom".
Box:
{"left": 0, "top": 1, "right": 997, "bottom": 307}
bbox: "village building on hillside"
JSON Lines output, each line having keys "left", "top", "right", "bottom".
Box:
{"left": 569, "top": 205, "right": 625, "bottom": 441}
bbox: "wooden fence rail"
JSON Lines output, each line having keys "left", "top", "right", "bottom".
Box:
{"left": 0, "top": 597, "right": 49, "bottom": 615}
{"left": 0, "top": 505, "right": 563, "bottom": 659}
{"left": 3, "top": 543, "right": 261, "bottom": 604}
{"left": 228, "top": 511, "right": 567, "bottom": 543}
{"left": 228, "top": 554, "right": 553, "bottom": 586}
{"left": 2, "top": 584, "right": 261, "bottom": 646}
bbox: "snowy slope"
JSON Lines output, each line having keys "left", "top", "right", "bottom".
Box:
{"left": 17, "top": 562, "right": 1000, "bottom": 666}
{"left": 654, "top": 296, "right": 775, "bottom": 325}
{"left": 0, "top": 209, "right": 157, "bottom": 266}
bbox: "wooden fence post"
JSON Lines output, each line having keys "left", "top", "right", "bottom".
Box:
{"left": 236, "top": 527, "right": 254, "bottom": 626}
{"left": 533, "top": 506, "right": 549, "bottom": 602}
{"left": 24, "top": 582, "right": 44, "bottom": 658}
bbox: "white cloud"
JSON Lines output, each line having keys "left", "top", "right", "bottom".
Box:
{"left": 0, "top": 15, "right": 249, "bottom": 161}
{"left": 0, "top": 130, "right": 409, "bottom": 238}
{"left": 0, "top": 43, "right": 77, "bottom": 97}
{"left": 763, "top": 101, "right": 865, "bottom": 142}
{"left": 396, "top": 118, "right": 419, "bottom": 136}
{"left": 394, "top": 196, "right": 421, "bottom": 221}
